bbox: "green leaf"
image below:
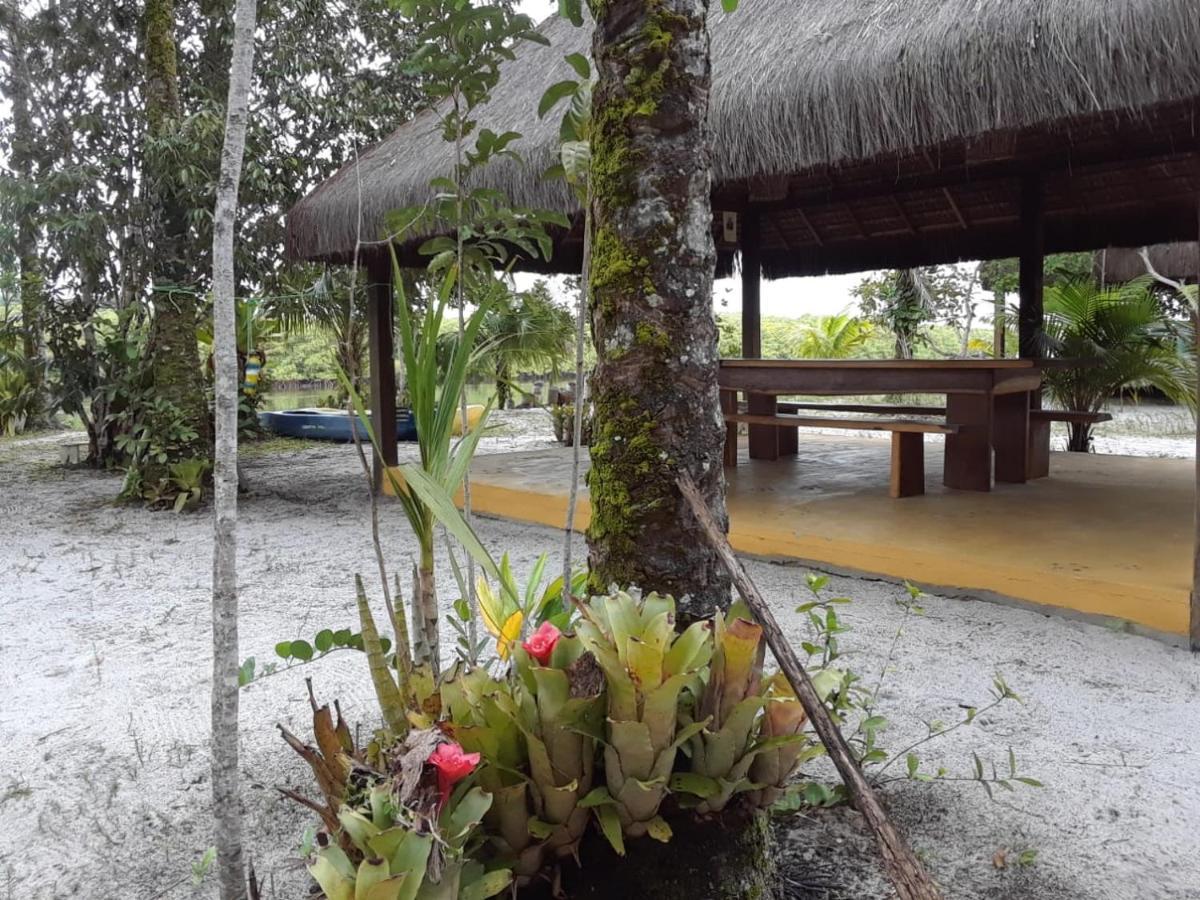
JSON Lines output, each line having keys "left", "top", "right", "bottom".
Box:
{"left": 906, "top": 753, "right": 919, "bottom": 778}
{"left": 558, "top": 0, "right": 583, "bottom": 27}
{"left": 595, "top": 805, "right": 625, "bottom": 856}
{"left": 538, "top": 80, "right": 578, "bottom": 119}
{"left": 237, "top": 657, "right": 255, "bottom": 687}
{"left": 578, "top": 786, "right": 616, "bottom": 809}
{"left": 563, "top": 52, "right": 590, "bottom": 79}
{"left": 315, "top": 629, "right": 334, "bottom": 653}
{"left": 275, "top": 641, "right": 292, "bottom": 659}
{"left": 646, "top": 815, "right": 672, "bottom": 843}
{"left": 722, "top": 0, "right": 739, "bottom": 10}
{"left": 290, "top": 639, "right": 314, "bottom": 662}
{"left": 669, "top": 772, "right": 721, "bottom": 798}
{"left": 460, "top": 869, "right": 513, "bottom": 900}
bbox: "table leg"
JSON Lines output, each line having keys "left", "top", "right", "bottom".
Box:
{"left": 778, "top": 417, "right": 798, "bottom": 456}
{"left": 747, "top": 393, "right": 779, "bottom": 460}
{"left": 993, "top": 391, "right": 1030, "bottom": 483}
{"left": 944, "top": 393, "right": 992, "bottom": 491}
{"left": 1027, "top": 390, "right": 1050, "bottom": 479}
{"left": 721, "top": 390, "right": 738, "bottom": 467}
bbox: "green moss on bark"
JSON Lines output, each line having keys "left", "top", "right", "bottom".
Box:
{"left": 586, "top": 0, "right": 730, "bottom": 616}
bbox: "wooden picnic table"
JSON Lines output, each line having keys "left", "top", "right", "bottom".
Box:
{"left": 718, "top": 358, "right": 1045, "bottom": 492}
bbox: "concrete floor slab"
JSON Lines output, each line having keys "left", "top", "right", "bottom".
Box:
{"left": 465, "top": 435, "right": 1193, "bottom": 637}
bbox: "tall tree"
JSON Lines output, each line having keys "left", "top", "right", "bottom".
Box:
{"left": 584, "top": 0, "right": 730, "bottom": 619}
{"left": 1, "top": 1, "right": 45, "bottom": 418}
{"left": 144, "top": 0, "right": 211, "bottom": 475}
{"left": 210, "top": 0, "right": 257, "bottom": 896}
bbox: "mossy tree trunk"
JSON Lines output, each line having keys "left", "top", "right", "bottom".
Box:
{"left": 584, "top": 0, "right": 731, "bottom": 621}
{"left": 144, "top": 0, "right": 211, "bottom": 478}
{"left": 558, "top": 808, "right": 776, "bottom": 900}
{"left": 4, "top": 1, "right": 46, "bottom": 420}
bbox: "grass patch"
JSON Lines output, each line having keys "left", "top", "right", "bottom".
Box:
{"left": 240, "top": 435, "right": 324, "bottom": 458}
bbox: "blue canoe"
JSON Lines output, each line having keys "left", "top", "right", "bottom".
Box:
{"left": 258, "top": 408, "right": 418, "bottom": 442}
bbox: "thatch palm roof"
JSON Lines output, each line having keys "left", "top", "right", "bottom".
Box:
{"left": 287, "top": 0, "right": 1200, "bottom": 273}
{"left": 1099, "top": 243, "right": 1198, "bottom": 284}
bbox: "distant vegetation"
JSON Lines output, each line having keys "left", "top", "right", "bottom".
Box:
{"left": 716, "top": 312, "right": 994, "bottom": 361}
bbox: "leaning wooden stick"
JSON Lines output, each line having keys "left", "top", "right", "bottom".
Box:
{"left": 678, "top": 474, "right": 944, "bottom": 900}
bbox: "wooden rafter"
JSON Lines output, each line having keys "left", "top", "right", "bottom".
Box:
{"left": 942, "top": 187, "right": 969, "bottom": 229}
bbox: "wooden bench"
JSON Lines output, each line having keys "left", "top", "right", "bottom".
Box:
{"left": 1029, "top": 409, "right": 1113, "bottom": 425}
{"left": 777, "top": 401, "right": 947, "bottom": 416}
{"left": 723, "top": 411, "right": 959, "bottom": 498}
{"left": 778, "top": 402, "right": 1113, "bottom": 427}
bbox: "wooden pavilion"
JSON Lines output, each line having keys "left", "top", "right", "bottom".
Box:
{"left": 286, "top": 0, "right": 1200, "bottom": 646}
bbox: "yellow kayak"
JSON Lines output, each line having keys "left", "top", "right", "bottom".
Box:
{"left": 452, "top": 404, "right": 485, "bottom": 437}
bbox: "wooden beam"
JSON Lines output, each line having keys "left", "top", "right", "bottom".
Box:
{"left": 892, "top": 196, "right": 918, "bottom": 235}
{"left": 1018, "top": 175, "right": 1045, "bottom": 359}
{"left": 1192, "top": 197, "right": 1200, "bottom": 653}
{"left": 942, "top": 187, "right": 969, "bottom": 230}
{"left": 741, "top": 210, "right": 762, "bottom": 358}
{"left": 367, "top": 255, "right": 398, "bottom": 487}
{"left": 796, "top": 207, "right": 825, "bottom": 247}
{"left": 677, "top": 474, "right": 945, "bottom": 900}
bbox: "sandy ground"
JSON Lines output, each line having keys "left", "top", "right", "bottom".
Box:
{"left": 2, "top": 409, "right": 1198, "bottom": 900}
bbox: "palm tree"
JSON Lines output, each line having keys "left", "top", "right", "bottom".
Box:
{"left": 265, "top": 267, "right": 369, "bottom": 401}
{"left": 795, "top": 312, "right": 874, "bottom": 359}
{"left": 440, "top": 280, "right": 574, "bottom": 409}
{"left": 1039, "top": 278, "right": 1194, "bottom": 451}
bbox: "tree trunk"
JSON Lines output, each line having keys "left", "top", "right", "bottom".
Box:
{"left": 556, "top": 808, "right": 776, "bottom": 900}
{"left": 144, "top": 0, "right": 211, "bottom": 479}
{"left": 1067, "top": 423, "right": 1091, "bottom": 452}
{"left": 417, "top": 540, "right": 439, "bottom": 678}
{"left": 210, "top": 0, "right": 257, "bottom": 897}
{"left": 4, "top": 1, "right": 45, "bottom": 420}
{"left": 562, "top": 198, "right": 592, "bottom": 596}
{"left": 585, "top": 0, "right": 730, "bottom": 621}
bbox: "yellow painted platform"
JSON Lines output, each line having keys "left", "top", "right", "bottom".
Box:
{"left": 466, "top": 436, "right": 1194, "bottom": 637}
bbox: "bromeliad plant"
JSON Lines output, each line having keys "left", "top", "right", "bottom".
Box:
{"left": 574, "top": 591, "right": 714, "bottom": 846}
{"left": 674, "top": 603, "right": 814, "bottom": 815}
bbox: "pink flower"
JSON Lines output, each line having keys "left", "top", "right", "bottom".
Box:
{"left": 521, "top": 622, "right": 562, "bottom": 666}
{"left": 428, "top": 741, "right": 480, "bottom": 805}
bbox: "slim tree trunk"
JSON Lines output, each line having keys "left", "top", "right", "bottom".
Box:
{"left": 144, "top": 0, "right": 211, "bottom": 480}
{"left": 585, "top": 0, "right": 730, "bottom": 620}
{"left": 562, "top": 198, "right": 592, "bottom": 596}
{"left": 210, "top": 0, "right": 257, "bottom": 897}
{"left": 3, "top": 1, "right": 45, "bottom": 418}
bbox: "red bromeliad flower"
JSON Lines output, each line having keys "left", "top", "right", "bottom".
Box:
{"left": 521, "top": 622, "right": 562, "bottom": 666}
{"left": 428, "top": 741, "right": 480, "bottom": 806}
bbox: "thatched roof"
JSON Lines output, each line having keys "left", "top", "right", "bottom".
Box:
{"left": 1099, "top": 243, "right": 1198, "bottom": 284}
{"left": 287, "top": 0, "right": 1200, "bottom": 274}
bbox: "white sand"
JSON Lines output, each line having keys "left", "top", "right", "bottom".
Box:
{"left": 1, "top": 411, "right": 1197, "bottom": 899}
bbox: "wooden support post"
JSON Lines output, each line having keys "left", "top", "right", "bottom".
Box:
{"left": 1192, "top": 199, "right": 1200, "bottom": 653}
{"left": 740, "top": 211, "right": 779, "bottom": 458}
{"left": 1018, "top": 176, "right": 1045, "bottom": 357}
{"left": 1019, "top": 175, "right": 1050, "bottom": 479}
{"left": 678, "top": 474, "right": 944, "bottom": 900}
{"left": 993, "top": 391, "right": 1030, "bottom": 484}
{"left": 944, "top": 393, "right": 992, "bottom": 492}
{"left": 740, "top": 210, "right": 762, "bottom": 359}
{"left": 367, "top": 255, "right": 398, "bottom": 489}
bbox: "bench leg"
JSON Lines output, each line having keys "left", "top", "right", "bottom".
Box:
{"left": 993, "top": 391, "right": 1030, "bottom": 483}
{"left": 747, "top": 393, "right": 779, "bottom": 460}
{"left": 944, "top": 394, "right": 993, "bottom": 492}
{"left": 890, "top": 432, "right": 925, "bottom": 498}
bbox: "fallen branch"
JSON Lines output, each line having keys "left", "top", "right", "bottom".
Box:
{"left": 677, "top": 473, "right": 943, "bottom": 900}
